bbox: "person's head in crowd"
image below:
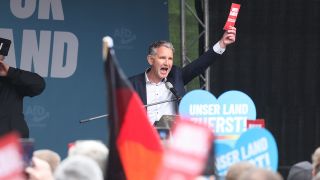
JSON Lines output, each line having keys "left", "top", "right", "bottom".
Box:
{"left": 287, "top": 161, "right": 312, "bottom": 180}
{"left": 312, "top": 147, "right": 320, "bottom": 176}
{"left": 313, "top": 171, "right": 320, "bottom": 180}
{"left": 68, "top": 140, "right": 109, "bottom": 175}
{"left": 225, "top": 161, "right": 256, "bottom": 180}
{"left": 33, "top": 149, "right": 61, "bottom": 173}
{"left": 238, "top": 167, "right": 283, "bottom": 180}
{"left": 54, "top": 155, "right": 103, "bottom": 180}
{"left": 25, "top": 157, "right": 54, "bottom": 180}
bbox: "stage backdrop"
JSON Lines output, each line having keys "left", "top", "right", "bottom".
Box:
{"left": 0, "top": 0, "right": 169, "bottom": 157}
{"left": 207, "top": 0, "right": 320, "bottom": 177}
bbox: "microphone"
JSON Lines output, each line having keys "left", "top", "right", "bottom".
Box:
{"left": 165, "top": 82, "right": 181, "bottom": 100}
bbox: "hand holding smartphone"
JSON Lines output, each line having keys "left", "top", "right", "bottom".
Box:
{"left": 157, "top": 128, "right": 171, "bottom": 140}
{"left": 20, "top": 138, "right": 35, "bottom": 168}
{"left": 0, "top": 38, "right": 11, "bottom": 56}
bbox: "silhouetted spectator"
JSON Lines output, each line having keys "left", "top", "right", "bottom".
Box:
{"left": 287, "top": 161, "right": 312, "bottom": 180}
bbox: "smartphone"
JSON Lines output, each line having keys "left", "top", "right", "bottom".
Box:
{"left": 0, "top": 37, "right": 11, "bottom": 56}
{"left": 157, "top": 128, "right": 170, "bottom": 140}
{"left": 20, "top": 138, "right": 35, "bottom": 167}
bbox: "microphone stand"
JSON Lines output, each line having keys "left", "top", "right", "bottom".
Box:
{"left": 79, "top": 114, "right": 109, "bottom": 123}
{"left": 79, "top": 97, "right": 181, "bottom": 124}
{"left": 144, "top": 97, "right": 181, "bottom": 107}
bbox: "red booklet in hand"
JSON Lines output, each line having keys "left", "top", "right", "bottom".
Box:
{"left": 223, "top": 3, "right": 241, "bottom": 30}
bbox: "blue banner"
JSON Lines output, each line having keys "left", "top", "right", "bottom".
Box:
{"left": 0, "top": 0, "right": 169, "bottom": 157}
{"left": 215, "top": 128, "right": 278, "bottom": 176}
{"left": 179, "top": 90, "right": 256, "bottom": 146}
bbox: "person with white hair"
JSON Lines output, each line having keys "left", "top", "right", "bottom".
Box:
{"left": 68, "top": 140, "right": 109, "bottom": 175}
{"left": 54, "top": 155, "right": 103, "bottom": 180}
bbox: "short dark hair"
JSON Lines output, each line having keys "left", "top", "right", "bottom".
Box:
{"left": 148, "top": 40, "right": 175, "bottom": 56}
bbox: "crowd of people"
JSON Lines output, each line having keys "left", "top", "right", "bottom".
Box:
{"left": 24, "top": 140, "right": 108, "bottom": 180}
{"left": 17, "top": 139, "right": 320, "bottom": 180}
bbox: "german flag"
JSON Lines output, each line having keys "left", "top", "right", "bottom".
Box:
{"left": 104, "top": 37, "right": 163, "bottom": 180}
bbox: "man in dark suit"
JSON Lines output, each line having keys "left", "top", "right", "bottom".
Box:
{"left": 129, "top": 27, "right": 236, "bottom": 124}
{"left": 0, "top": 54, "right": 45, "bottom": 138}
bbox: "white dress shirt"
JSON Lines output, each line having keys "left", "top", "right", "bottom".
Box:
{"left": 145, "top": 74, "right": 176, "bottom": 124}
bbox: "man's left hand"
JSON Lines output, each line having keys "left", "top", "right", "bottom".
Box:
{"left": 219, "top": 26, "right": 237, "bottom": 49}
{"left": 0, "top": 55, "right": 9, "bottom": 77}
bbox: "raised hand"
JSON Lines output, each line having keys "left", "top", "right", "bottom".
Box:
{"left": 0, "top": 55, "right": 9, "bottom": 77}
{"left": 219, "top": 26, "right": 237, "bottom": 49}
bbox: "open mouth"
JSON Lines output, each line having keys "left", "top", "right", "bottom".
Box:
{"left": 160, "top": 67, "right": 168, "bottom": 74}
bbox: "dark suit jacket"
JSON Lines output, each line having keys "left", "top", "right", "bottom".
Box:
{"left": 129, "top": 48, "right": 223, "bottom": 105}
{"left": 0, "top": 67, "right": 45, "bottom": 138}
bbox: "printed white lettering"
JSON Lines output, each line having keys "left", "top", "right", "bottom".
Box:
{"left": 10, "top": 29, "right": 79, "bottom": 78}
{"left": 50, "top": 31, "right": 78, "bottom": 78}
{"left": 190, "top": 116, "right": 247, "bottom": 133}
{"left": 241, "top": 138, "right": 268, "bottom": 159}
{"left": 189, "top": 104, "right": 220, "bottom": 115}
{"left": 231, "top": 8, "right": 239, "bottom": 12}
{"left": 223, "top": 104, "right": 248, "bottom": 115}
{"left": 230, "top": 12, "right": 238, "bottom": 16}
{"left": 38, "top": 0, "right": 64, "bottom": 20}
{"left": 248, "top": 153, "right": 271, "bottom": 167}
{"left": 10, "top": 0, "right": 64, "bottom": 20}
{"left": 216, "top": 150, "right": 240, "bottom": 170}
{"left": 20, "top": 30, "right": 51, "bottom": 76}
{"left": 10, "top": 0, "right": 37, "bottom": 19}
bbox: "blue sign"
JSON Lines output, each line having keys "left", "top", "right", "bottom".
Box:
{"left": 215, "top": 128, "right": 278, "bottom": 176}
{"left": 179, "top": 90, "right": 256, "bottom": 146}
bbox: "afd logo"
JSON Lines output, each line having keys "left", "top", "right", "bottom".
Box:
{"left": 25, "top": 105, "right": 50, "bottom": 127}
{"left": 114, "top": 28, "right": 136, "bottom": 49}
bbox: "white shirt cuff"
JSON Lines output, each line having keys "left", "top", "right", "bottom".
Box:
{"left": 213, "top": 42, "right": 226, "bottom": 55}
